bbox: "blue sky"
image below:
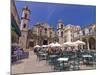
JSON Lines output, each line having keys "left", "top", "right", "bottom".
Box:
{"left": 15, "top": 1, "right": 96, "bottom": 29}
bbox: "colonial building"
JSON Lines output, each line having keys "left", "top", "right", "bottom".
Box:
{"left": 27, "top": 22, "right": 56, "bottom": 48}
{"left": 73, "top": 24, "right": 96, "bottom": 50}
{"left": 64, "top": 24, "right": 80, "bottom": 42}
{"left": 19, "top": 6, "right": 30, "bottom": 49}
{"left": 57, "top": 20, "right": 96, "bottom": 51}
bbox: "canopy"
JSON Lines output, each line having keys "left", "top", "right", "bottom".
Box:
{"left": 74, "top": 40, "right": 85, "bottom": 45}
{"left": 34, "top": 45, "right": 40, "bottom": 48}
{"left": 48, "top": 43, "right": 55, "bottom": 47}
{"left": 52, "top": 42, "right": 61, "bottom": 47}
{"left": 41, "top": 45, "right": 48, "bottom": 48}
{"left": 63, "top": 41, "right": 77, "bottom": 47}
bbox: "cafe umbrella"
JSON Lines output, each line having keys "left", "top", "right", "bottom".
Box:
{"left": 51, "top": 42, "right": 61, "bottom": 47}
{"left": 34, "top": 45, "right": 40, "bottom": 48}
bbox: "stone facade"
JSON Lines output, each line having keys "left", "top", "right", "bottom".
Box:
{"left": 73, "top": 24, "right": 96, "bottom": 50}
{"left": 27, "top": 23, "right": 56, "bottom": 48}
{"left": 57, "top": 20, "right": 81, "bottom": 44}
{"left": 57, "top": 20, "right": 64, "bottom": 44}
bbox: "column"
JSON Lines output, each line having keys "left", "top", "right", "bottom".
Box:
{"left": 87, "top": 38, "right": 90, "bottom": 50}
{"left": 80, "top": 38, "right": 83, "bottom": 49}
{"left": 67, "top": 30, "right": 71, "bottom": 42}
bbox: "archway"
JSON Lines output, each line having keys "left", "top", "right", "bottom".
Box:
{"left": 29, "top": 41, "right": 34, "bottom": 47}
{"left": 82, "top": 38, "right": 88, "bottom": 49}
{"left": 88, "top": 37, "right": 96, "bottom": 50}
{"left": 43, "top": 40, "right": 48, "bottom": 45}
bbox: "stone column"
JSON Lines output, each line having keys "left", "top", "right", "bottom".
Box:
{"left": 80, "top": 38, "right": 83, "bottom": 49}
{"left": 87, "top": 38, "right": 90, "bottom": 50}
{"left": 67, "top": 30, "right": 71, "bottom": 42}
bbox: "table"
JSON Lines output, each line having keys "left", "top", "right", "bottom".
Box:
{"left": 39, "top": 53, "right": 48, "bottom": 60}
{"left": 57, "top": 58, "right": 69, "bottom": 61}
{"left": 57, "top": 57, "right": 69, "bottom": 71}
{"left": 40, "top": 53, "right": 47, "bottom": 56}
{"left": 82, "top": 55, "right": 92, "bottom": 58}
{"left": 49, "top": 55, "right": 58, "bottom": 58}
{"left": 38, "top": 51, "right": 44, "bottom": 54}
{"left": 82, "top": 54, "right": 93, "bottom": 65}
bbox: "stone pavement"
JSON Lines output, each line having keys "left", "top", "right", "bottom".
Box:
{"left": 11, "top": 51, "right": 53, "bottom": 74}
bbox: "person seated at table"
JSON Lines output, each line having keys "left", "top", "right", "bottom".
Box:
{"left": 34, "top": 48, "right": 37, "bottom": 53}
{"left": 50, "top": 48, "right": 54, "bottom": 53}
{"left": 55, "top": 49, "right": 59, "bottom": 55}
{"left": 45, "top": 48, "right": 48, "bottom": 53}
{"left": 48, "top": 48, "right": 53, "bottom": 55}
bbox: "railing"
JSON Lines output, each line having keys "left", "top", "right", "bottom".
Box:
{"left": 74, "top": 31, "right": 96, "bottom": 38}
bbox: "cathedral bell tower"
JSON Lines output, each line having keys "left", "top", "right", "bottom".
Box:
{"left": 19, "top": 6, "right": 30, "bottom": 49}
{"left": 57, "top": 19, "right": 64, "bottom": 44}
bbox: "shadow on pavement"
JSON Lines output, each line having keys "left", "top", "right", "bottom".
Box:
{"left": 12, "top": 60, "right": 24, "bottom": 65}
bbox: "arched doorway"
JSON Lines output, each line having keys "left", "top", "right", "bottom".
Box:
{"left": 29, "top": 41, "right": 34, "bottom": 48}
{"left": 43, "top": 40, "right": 48, "bottom": 45}
{"left": 82, "top": 38, "right": 88, "bottom": 49}
{"left": 88, "top": 37, "right": 96, "bottom": 50}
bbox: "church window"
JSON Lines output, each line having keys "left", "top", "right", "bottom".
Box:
{"left": 50, "top": 32, "right": 52, "bottom": 37}
{"left": 45, "top": 28, "right": 47, "bottom": 33}
{"left": 24, "top": 13, "right": 27, "bottom": 19}
{"left": 83, "top": 30, "right": 85, "bottom": 35}
{"left": 61, "top": 24, "right": 63, "bottom": 29}
{"left": 23, "top": 24, "right": 26, "bottom": 28}
{"left": 61, "top": 31, "right": 63, "bottom": 37}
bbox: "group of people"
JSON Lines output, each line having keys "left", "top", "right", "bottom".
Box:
{"left": 47, "top": 47, "right": 63, "bottom": 55}
{"left": 33, "top": 46, "right": 66, "bottom": 55}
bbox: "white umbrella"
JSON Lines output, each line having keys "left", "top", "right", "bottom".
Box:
{"left": 74, "top": 40, "right": 85, "bottom": 45}
{"left": 34, "top": 45, "right": 40, "bottom": 48}
{"left": 48, "top": 43, "right": 55, "bottom": 47}
{"left": 52, "top": 42, "right": 61, "bottom": 47}
{"left": 73, "top": 40, "right": 85, "bottom": 50}
{"left": 41, "top": 45, "right": 48, "bottom": 48}
{"left": 63, "top": 41, "right": 77, "bottom": 47}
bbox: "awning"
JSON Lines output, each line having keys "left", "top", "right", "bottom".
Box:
{"left": 11, "top": 15, "right": 21, "bottom": 36}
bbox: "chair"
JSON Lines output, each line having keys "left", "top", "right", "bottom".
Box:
{"left": 54, "top": 62, "right": 65, "bottom": 71}
{"left": 11, "top": 54, "right": 17, "bottom": 63}
{"left": 47, "top": 54, "right": 59, "bottom": 65}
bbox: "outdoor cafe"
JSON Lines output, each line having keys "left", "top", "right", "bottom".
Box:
{"left": 33, "top": 40, "right": 96, "bottom": 71}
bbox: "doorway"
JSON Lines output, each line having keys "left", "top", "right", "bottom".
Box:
{"left": 43, "top": 40, "right": 48, "bottom": 45}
